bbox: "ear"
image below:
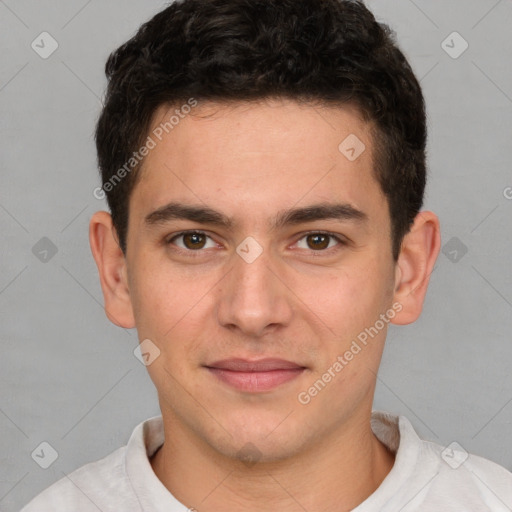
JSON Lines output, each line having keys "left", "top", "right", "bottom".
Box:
{"left": 390, "top": 210, "right": 441, "bottom": 325}
{"left": 89, "top": 211, "right": 136, "bottom": 329}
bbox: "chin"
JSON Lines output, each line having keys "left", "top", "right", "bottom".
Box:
{"left": 206, "top": 416, "right": 310, "bottom": 464}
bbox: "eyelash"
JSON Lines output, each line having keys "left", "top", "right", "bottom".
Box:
{"left": 165, "top": 230, "right": 346, "bottom": 257}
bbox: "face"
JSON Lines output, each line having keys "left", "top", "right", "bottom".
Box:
{"left": 122, "top": 99, "right": 400, "bottom": 461}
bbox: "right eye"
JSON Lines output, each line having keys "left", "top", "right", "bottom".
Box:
{"left": 166, "top": 230, "right": 218, "bottom": 253}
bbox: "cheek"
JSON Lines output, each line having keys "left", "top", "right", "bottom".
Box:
{"left": 309, "top": 264, "right": 379, "bottom": 317}
{"left": 305, "top": 260, "right": 393, "bottom": 352}
{"left": 127, "top": 252, "right": 180, "bottom": 339}
{"left": 128, "top": 258, "right": 209, "bottom": 367}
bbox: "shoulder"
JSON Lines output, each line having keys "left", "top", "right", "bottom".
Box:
{"left": 21, "top": 446, "right": 136, "bottom": 511}
{"left": 422, "top": 438, "right": 512, "bottom": 505}
{"left": 373, "top": 412, "right": 512, "bottom": 509}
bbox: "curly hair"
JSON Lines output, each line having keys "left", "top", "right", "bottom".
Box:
{"left": 95, "top": 0, "right": 427, "bottom": 261}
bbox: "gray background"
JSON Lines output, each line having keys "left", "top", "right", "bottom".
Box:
{"left": 1, "top": 0, "right": 511, "bottom": 510}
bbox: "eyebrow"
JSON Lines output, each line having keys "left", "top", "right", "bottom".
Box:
{"left": 144, "top": 201, "right": 368, "bottom": 231}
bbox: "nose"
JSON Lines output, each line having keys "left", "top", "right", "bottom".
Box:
{"left": 216, "top": 244, "right": 294, "bottom": 338}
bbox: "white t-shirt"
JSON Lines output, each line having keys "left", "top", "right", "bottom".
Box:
{"left": 21, "top": 410, "right": 512, "bottom": 511}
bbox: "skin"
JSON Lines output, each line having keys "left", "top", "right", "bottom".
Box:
{"left": 89, "top": 98, "right": 440, "bottom": 512}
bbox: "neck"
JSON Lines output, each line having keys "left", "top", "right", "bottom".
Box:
{"left": 150, "top": 409, "right": 395, "bottom": 512}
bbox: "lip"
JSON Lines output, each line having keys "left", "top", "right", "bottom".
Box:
{"left": 205, "top": 358, "right": 306, "bottom": 392}
{"left": 207, "top": 358, "right": 304, "bottom": 371}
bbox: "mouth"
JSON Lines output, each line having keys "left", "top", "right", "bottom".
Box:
{"left": 204, "top": 358, "right": 306, "bottom": 393}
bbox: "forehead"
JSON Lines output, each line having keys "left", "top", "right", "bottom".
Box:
{"left": 130, "top": 98, "right": 387, "bottom": 230}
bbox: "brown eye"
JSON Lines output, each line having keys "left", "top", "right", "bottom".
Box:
{"left": 306, "top": 233, "right": 330, "bottom": 250}
{"left": 167, "top": 231, "right": 216, "bottom": 252}
{"left": 182, "top": 232, "right": 207, "bottom": 250}
{"left": 295, "top": 232, "right": 345, "bottom": 252}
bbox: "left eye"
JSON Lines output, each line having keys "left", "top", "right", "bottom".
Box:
{"left": 296, "top": 232, "right": 344, "bottom": 251}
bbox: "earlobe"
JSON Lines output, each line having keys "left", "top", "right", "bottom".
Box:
{"left": 89, "top": 211, "right": 136, "bottom": 329}
{"left": 390, "top": 211, "right": 441, "bottom": 325}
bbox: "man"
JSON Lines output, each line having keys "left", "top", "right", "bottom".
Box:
{"left": 22, "top": 0, "right": 512, "bottom": 510}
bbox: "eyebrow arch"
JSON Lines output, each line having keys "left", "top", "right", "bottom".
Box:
{"left": 144, "top": 201, "right": 368, "bottom": 230}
